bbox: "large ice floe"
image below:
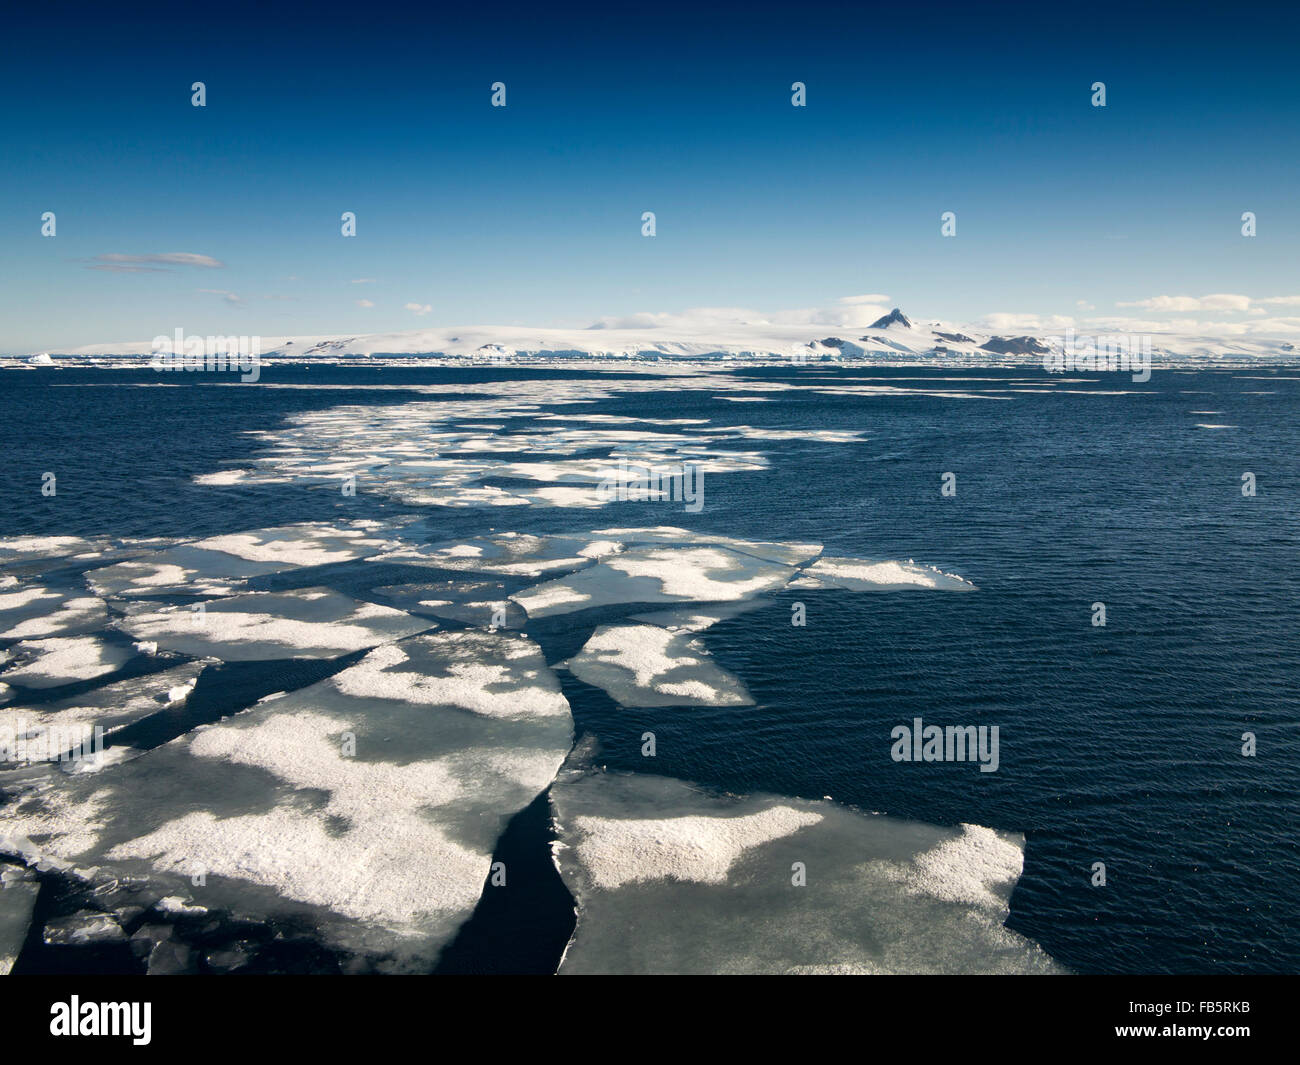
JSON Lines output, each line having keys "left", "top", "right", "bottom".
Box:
{"left": 0, "top": 537, "right": 113, "bottom": 568}
{"left": 551, "top": 768, "right": 1062, "bottom": 974}
{"left": 507, "top": 526, "right": 967, "bottom": 621}
{"left": 86, "top": 522, "right": 399, "bottom": 597}
{"left": 113, "top": 588, "right": 431, "bottom": 661}
{"left": 0, "top": 631, "right": 573, "bottom": 969}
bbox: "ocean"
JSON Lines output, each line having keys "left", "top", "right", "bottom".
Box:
{"left": 1, "top": 362, "right": 1297, "bottom": 974}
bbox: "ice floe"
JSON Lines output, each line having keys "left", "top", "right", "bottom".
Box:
{"left": 0, "top": 864, "right": 39, "bottom": 973}
{"left": 0, "top": 630, "right": 574, "bottom": 968}
{"left": 591, "top": 527, "right": 822, "bottom": 567}
{"left": 0, "top": 537, "right": 107, "bottom": 567}
{"left": 513, "top": 546, "right": 797, "bottom": 618}
{"left": 42, "top": 910, "right": 126, "bottom": 945}
{"left": 0, "top": 581, "right": 107, "bottom": 639}
{"left": 86, "top": 523, "right": 398, "bottom": 598}
{"left": 0, "top": 636, "right": 137, "bottom": 691}
{"left": 0, "top": 659, "right": 209, "bottom": 764}
{"left": 114, "top": 588, "right": 430, "bottom": 661}
{"left": 328, "top": 633, "right": 571, "bottom": 719}
{"left": 375, "top": 531, "right": 624, "bottom": 578}
{"left": 552, "top": 769, "right": 1061, "bottom": 975}
{"left": 789, "top": 557, "right": 977, "bottom": 592}
{"left": 371, "top": 579, "right": 527, "bottom": 628}
{"left": 560, "top": 624, "right": 753, "bottom": 707}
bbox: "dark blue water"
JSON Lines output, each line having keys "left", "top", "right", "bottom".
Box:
{"left": 2, "top": 364, "right": 1297, "bottom": 974}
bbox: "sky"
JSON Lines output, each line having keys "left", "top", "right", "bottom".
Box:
{"left": 2, "top": 0, "right": 1299, "bottom": 352}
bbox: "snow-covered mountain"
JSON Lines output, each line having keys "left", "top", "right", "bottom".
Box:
{"left": 6, "top": 310, "right": 1297, "bottom": 368}
{"left": 867, "top": 307, "right": 913, "bottom": 330}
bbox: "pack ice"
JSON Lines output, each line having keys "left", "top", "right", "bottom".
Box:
{"left": 0, "top": 631, "right": 573, "bottom": 969}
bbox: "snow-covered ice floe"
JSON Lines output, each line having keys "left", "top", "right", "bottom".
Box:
{"left": 0, "top": 636, "right": 137, "bottom": 691}
{"left": 506, "top": 522, "right": 967, "bottom": 616}
{"left": 86, "top": 523, "right": 398, "bottom": 597}
{"left": 0, "top": 537, "right": 110, "bottom": 568}
{"left": 591, "top": 526, "right": 822, "bottom": 566}
{"left": 559, "top": 624, "right": 753, "bottom": 707}
{"left": 0, "top": 580, "right": 107, "bottom": 640}
{"left": 113, "top": 587, "right": 431, "bottom": 661}
{"left": 373, "top": 531, "right": 624, "bottom": 578}
{"left": 788, "top": 557, "right": 977, "bottom": 592}
{"left": 0, "top": 631, "right": 574, "bottom": 969}
{"left": 0, "top": 659, "right": 209, "bottom": 767}
{"left": 371, "top": 580, "right": 527, "bottom": 629}
{"left": 512, "top": 545, "right": 798, "bottom": 618}
{"left": 551, "top": 769, "right": 1061, "bottom": 974}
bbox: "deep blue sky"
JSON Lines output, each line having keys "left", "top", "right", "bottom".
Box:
{"left": 2, "top": 0, "right": 1298, "bottom": 351}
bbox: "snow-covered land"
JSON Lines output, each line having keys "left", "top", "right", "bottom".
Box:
{"left": 6, "top": 307, "right": 1297, "bottom": 369}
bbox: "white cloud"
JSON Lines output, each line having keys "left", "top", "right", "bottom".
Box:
{"left": 87, "top": 252, "right": 224, "bottom": 272}
{"left": 1118, "top": 294, "right": 1253, "bottom": 313}
{"left": 1083, "top": 314, "right": 1300, "bottom": 336}
{"left": 350, "top": 278, "right": 378, "bottom": 285}
{"left": 837, "top": 294, "right": 891, "bottom": 305}
{"left": 587, "top": 297, "right": 894, "bottom": 332}
{"left": 198, "top": 288, "right": 243, "bottom": 305}
{"left": 404, "top": 302, "right": 432, "bottom": 316}
{"left": 979, "top": 312, "right": 1075, "bottom": 332}
{"left": 356, "top": 299, "right": 375, "bottom": 309}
